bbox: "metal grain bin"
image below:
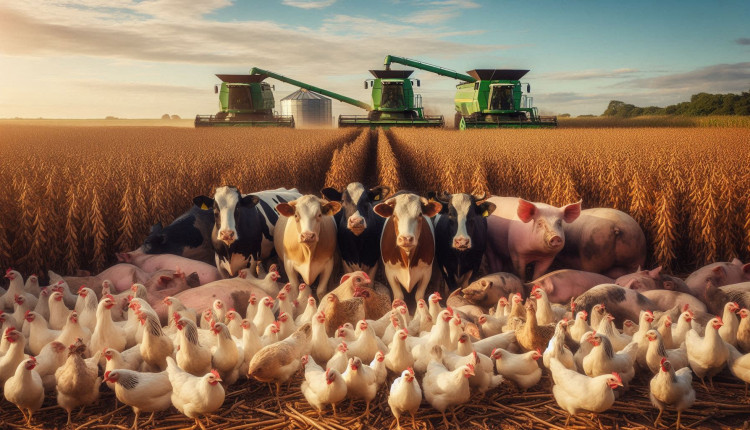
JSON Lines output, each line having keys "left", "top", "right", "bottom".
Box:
{"left": 279, "top": 89, "right": 333, "bottom": 128}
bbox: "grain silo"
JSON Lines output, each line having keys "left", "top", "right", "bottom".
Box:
{"left": 279, "top": 89, "right": 333, "bottom": 128}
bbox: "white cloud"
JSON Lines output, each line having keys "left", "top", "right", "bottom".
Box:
{"left": 282, "top": 0, "right": 337, "bottom": 9}
{"left": 541, "top": 68, "right": 640, "bottom": 80}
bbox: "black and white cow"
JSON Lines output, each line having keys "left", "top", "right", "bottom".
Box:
{"left": 429, "top": 192, "right": 496, "bottom": 291}
{"left": 321, "top": 183, "right": 390, "bottom": 280}
{"left": 193, "top": 186, "right": 301, "bottom": 278}
{"left": 141, "top": 205, "right": 215, "bottom": 264}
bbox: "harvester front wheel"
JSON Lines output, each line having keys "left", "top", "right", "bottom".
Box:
{"left": 454, "top": 113, "right": 462, "bottom": 130}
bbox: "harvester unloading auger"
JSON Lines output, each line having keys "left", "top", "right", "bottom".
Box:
{"left": 383, "top": 55, "right": 557, "bottom": 129}
{"left": 194, "top": 74, "right": 294, "bottom": 127}
{"left": 250, "top": 67, "right": 444, "bottom": 129}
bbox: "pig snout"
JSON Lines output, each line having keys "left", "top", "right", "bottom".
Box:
{"left": 348, "top": 216, "right": 366, "bottom": 233}
{"left": 219, "top": 230, "right": 235, "bottom": 244}
{"left": 299, "top": 232, "right": 318, "bottom": 243}
{"left": 547, "top": 234, "right": 563, "bottom": 249}
{"left": 453, "top": 236, "right": 471, "bottom": 250}
{"left": 398, "top": 234, "right": 416, "bottom": 248}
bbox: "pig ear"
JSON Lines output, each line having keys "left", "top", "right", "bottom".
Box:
{"left": 240, "top": 195, "right": 260, "bottom": 208}
{"left": 321, "top": 200, "right": 342, "bottom": 216}
{"left": 158, "top": 275, "right": 172, "bottom": 285}
{"left": 477, "top": 201, "right": 496, "bottom": 218}
{"left": 193, "top": 195, "right": 214, "bottom": 211}
{"left": 276, "top": 202, "right": 296, "bottom": 217}
{"left": 516, "top": 199, "right": 537, "bottom": 223}
{"left": 742, "top": 263, "right": 750, "bottom": 279}
{"left": 711, "top": 266, "right": 726, "bottom": 279}
{"left": 368, "top": 186, "right": 390, "bottom": 202}
{"left": 648, "top": 266, "right": 662, "bottom": 279}
{"left": 562, "top": 200, "right": 582, "bottom": 223}
{"left": 421, "top": 199, "right": 442, "bottom": 218}
{"left": 175, "top": 267, "right": 184, "bottom": 278}
{"left": 186, "top": 272, "right": 200, "bottom": 287}
{"left": 116, "top": 252, "right": 132, "bottom": 263}
{"left": 663, "top": 280, "right": 675, "bottom": 290}
{"left": 373, "top": 198, "right": 396, "bottom": 218}
{"left": 320, "top": 187, "right": 342, "bottom": 202}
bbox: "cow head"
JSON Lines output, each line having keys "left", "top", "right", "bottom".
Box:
{"left": 429, "top": 191, "right": 496, "bottom": 251}
{"left": 374, "top": 193, "right": 441, "bottom": 253}
{"left": 276, "top": 195, "right": 341, "bottom": 245}
{"left": 194, "top": 186, "right": 260, "bottom": 246}
{"left": 516, "top": 198, "right": 581, "bottom": 251}
{"left": 321, "top": 183, "right": 389, "bottom": 236}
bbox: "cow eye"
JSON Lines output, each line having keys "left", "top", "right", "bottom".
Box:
{"left": 556, "top": 220, "right": 562, "bottom": 226}
{"left": 317, "top": 213, "right": 322, "bottom": 218}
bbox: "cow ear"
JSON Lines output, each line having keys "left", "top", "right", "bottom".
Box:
{"left": 421, "top": 200, "right": 442, "bottom": 218}
{"left": 373, "top": 199, "right": 396, "bottom": 218}
{"left": 321, "top": 188, "right": 342, "bottom": 202}
{"left": 240, "top": 195, "right": 260, "bottom": 208}
{"left": 516, "top": 199, "right": 537, "bottom": 223}
{"left": 368, "top": 186, "right": 390, "bottom": 202}
{"left": 563, "top": 200, "right": 582, "bottom": 223}
{"left": 321, "top": 201, "right": 342, "bottom": 216}
{"left": 193, "top": 196, "right": 214, "bottom": 211}
{"left": 276, "top": 202, "right": 296, "bottom": 217}
{"left": 150, "top": 222, "right": 163, "bottom": 234}
{"left": 477, "top": 201, "right": 496, "bottom": 217}
{"left": 426, "top": 191, "right": 439, "bottom": 201}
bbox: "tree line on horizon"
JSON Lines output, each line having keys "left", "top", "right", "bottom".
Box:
{"left": 602, "top": 89, "right": 750, "bottom": 117}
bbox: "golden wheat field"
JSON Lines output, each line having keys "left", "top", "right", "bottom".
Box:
{"left": 0, "top": 123, "right": 748, "bottom": 277}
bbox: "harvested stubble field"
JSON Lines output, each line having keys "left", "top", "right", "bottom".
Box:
{"left": 1, "top": 123, "right": 750, "bottom": 429}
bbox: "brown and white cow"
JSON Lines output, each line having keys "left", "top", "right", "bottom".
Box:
{"left": 373, "top": 193, "right": 442, "bottom": 302}
{"left": 274, "top": 195, "right": 341, "bottom": 299}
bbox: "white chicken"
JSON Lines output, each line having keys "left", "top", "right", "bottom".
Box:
{"left": 726, "top": 344, "right": 750, "bottom": 395}
{"left": 55, "top": 340, "right": 101, "bottom": 425}
{"left": 166, "top": 356, "right": 225, "bottom": 429}
{"left": 370, "top": 351, "right": 386, "bottom": 385}
{"left": 342, "top": 356, "right": 379, "bottom": 417}
{"left": 90, "top": 295, "right": 127, "bottom": 353}
{"left": 35, "top": 340, "right": 67, "bottom": 391}
{"left": 550, "top": 357, "right": 623, "bottom": 426}
{"left": 77, "top": 287, "right": 99, "bottom": 333}
{"left": 4, "top": 357, "right": 44, "bottom": 426}
{"left": 175, "top": 315, "right": 212, "bottom": 377}
{"left": 422, "top": 350, "right": 475, "bottom": 428}
{"left": 1, "top": 270, "right": 25, "bottom": 310}
{"left": 443, "top": 349, "right": 503, "bottom": 395}
{"left": 252, "top": 296, "right": 276, "bottom": 336}
{"left": 388, "top": 367, "right": 422, "bottom": 430}
{"left": 645, "top": 329, "right": 689, "bottom": 374}
{"left": 295, "top": 296, "right": 318, "bottom": 326}
{"left": 139, "top": 311, "right": 173, "bottom": 372}
{"left": 224, "top": 309, "right": 243, "bottom": 339}
{"left": 32, "top": 287, "right": 50, "bottom": 320}
{"left": 327, "top": 341, "right": 350, "bottom": 374}
{"left": 427, "top": 292, "right": 444, "bottom": 322}
{"left": 245, "top": 293, "right": 259, "bottom": 324}
{"left": 544, "top": 319, "right": 575, "bottom": 370}
{"left": 671, "top": 309, "right": 694, "bottom": 349}
{"left": 347, "top": 320, "right": 388, "bottom": 363}
{"left": 384, "top": 328, "right": 414, "bottom": 374}
{"left": 685, "top": 316, "right": 729, "bottom": 390}
{"left": 294, "top": 282, "right": 312, "bottom": 317}
{"left": 632, "top": 310, "right": 655, "bottom": 369}
{"left": 0, "top": 328, "right": 27, "bottom": 385}
{"left": 649, "top": 358, "right": 695, "bottom": 430}
{"left": 57, "top": 311, "right": 91, "bottom": 348}
{"left": 410, "top": 309, "right": 453, "bottom": 373}
{"left": 582, "top": 332, "right": 637, "bottom": 388}
{"left": 596, "top": 313, "right": 632, "bottom": 352}
{"left": 478, "top": 314, "right": 505, "bottom": 337}
{"left": 311, "top": 311, "right": 335, "bottom": 364}
{"left": 531, "top": 285, "right": 564, "bottom": 325}
{"left": 300, "top": 355, "right": 347, "bottom": 417}
{"left": 276, "top": 311, "right": 296, "bottom": 340}
{"left": 25, "top": 310, "right": 61, "bottom": 355}
{"left": 490, "top": 347, "right": 541, "bottom": 391}
{"left": 103, "top": 368, "right": 173, "bottom": 430}
{"left": 48, "top": 291, "right": 70, "bottom": 331}
{"left": 657, "top": 315, "right": 678, "bottom": 350}
{"left": 718, "top": 301, "right": 740, "bottom": 347}
{"left": 238, "top": 319, "right": 262, "bottom": 377}
{"left": 210, "top": 322, "right": 241, "bottom": 385}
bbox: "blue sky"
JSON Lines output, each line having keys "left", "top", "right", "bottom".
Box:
{"left": 0, "top": 0, "right": 748, "bottom": 119}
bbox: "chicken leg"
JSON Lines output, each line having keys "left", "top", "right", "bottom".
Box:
{"left": 653, "top": 409, "right": 663, "bottom": 427}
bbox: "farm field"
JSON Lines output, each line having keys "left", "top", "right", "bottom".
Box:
{"left": 1, "top": 123, "right": 750, "bottom": 430}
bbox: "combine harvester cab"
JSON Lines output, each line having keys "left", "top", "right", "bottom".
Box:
{"left": 383, "top": 55, "right": 557, "bottom": 129}
{"left": 338, "top": 70, "right": 444, "bottom": 129}
{"left": 194, "top": 74, "right": 294, "bottom": 127}
{"left": 250, "top": 67, "right": 443, "bottom": 130}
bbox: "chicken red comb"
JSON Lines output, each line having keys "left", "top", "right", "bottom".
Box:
{"left": 466, "top": 363, "right": 475, "bottom": 372}
{"left": 447, "top": 306, "right": 454, "bottom": 315}
{"left": 682, "top": 303, "right": 690, "bottom": 312}
{"left": 5, "top": 268, "right": 12, "bottom": 274}
{"left": 362, "top": 272, "right": 370, "bottom": 281}
{"left": 532, "top": 284, "right": 540, "bottom": 292}
{"left": 4, "top": 327, "right": 14, "bottom": 336}
{"left": 210, "top": 369, "right": 220, "bottom": 379}
{"left": 715, "top": 316, "right": 724, "bottom": 324}
{"left": 172, "top": 312, "right": 181, "bottom": 321}
{"left": 103, "top": 370, "right": 111, "bottom": 380}
{"left": 536, "top": 348, "right": 542, "bottom": 355}
{"left": 660, "top": 357, "right": 667, "bottom": 365}
{"left": 25, "top": 310, "right": 32, "bottom": 317}
{"left": 407, "top": 367, "right": 414, "bottom": 374}
{"left": 105, "top": 294, "right": 114, "bottom": 301}
{"left": 611, "top": 372, "right": 622, "bottom": 383}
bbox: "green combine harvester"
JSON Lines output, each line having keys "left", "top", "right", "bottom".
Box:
{"left": 250, "top": 67, "right": 444, "bottom": 129}
{"left": 383, "top": 55, "right": 557, "bottom": 129}
{"left": 194, "top": 74, "right": 294, "bottom": 127}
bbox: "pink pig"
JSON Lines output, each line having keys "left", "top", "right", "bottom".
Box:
{"left": 117, "top": 248, "right": 220, "bottom": 285}
{"left": 485, "top": 196, "right": 581, "bottom": 281}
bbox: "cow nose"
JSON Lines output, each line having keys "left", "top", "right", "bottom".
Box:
{"left": 549, "top": 235, "right": 563, "bottom": 247}
{"left": 398, "top": 235, "right": 415, "bottom": 247}
{"left": 348, "top": 216, "right": 365, "bottom": 229}
{"left": 453, "top": 237, "right": 471, "bottom": 249}
{"left": 300, "top": 232, "right": 317, "bottom": 243}
{"left": 219, "top": 230, "right": 235, "bottom": 242}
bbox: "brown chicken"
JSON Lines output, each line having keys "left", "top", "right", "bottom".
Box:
{"left": 55, "top": 339, "right": 101, "bottom": 425}
{"left": 516, "top": 302, "right": 555, "bottom": 352}
{"left": 355, "top": 286, "right": 392, "bottom": 321}
{"left": 325, "top": 294, "right": 365, "bottom": 337}
{"left": 320, "top": 271, "right": 373, "bottom": 308}
{"left": 247, "top": 323, "right": 313, "bottom": 409}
